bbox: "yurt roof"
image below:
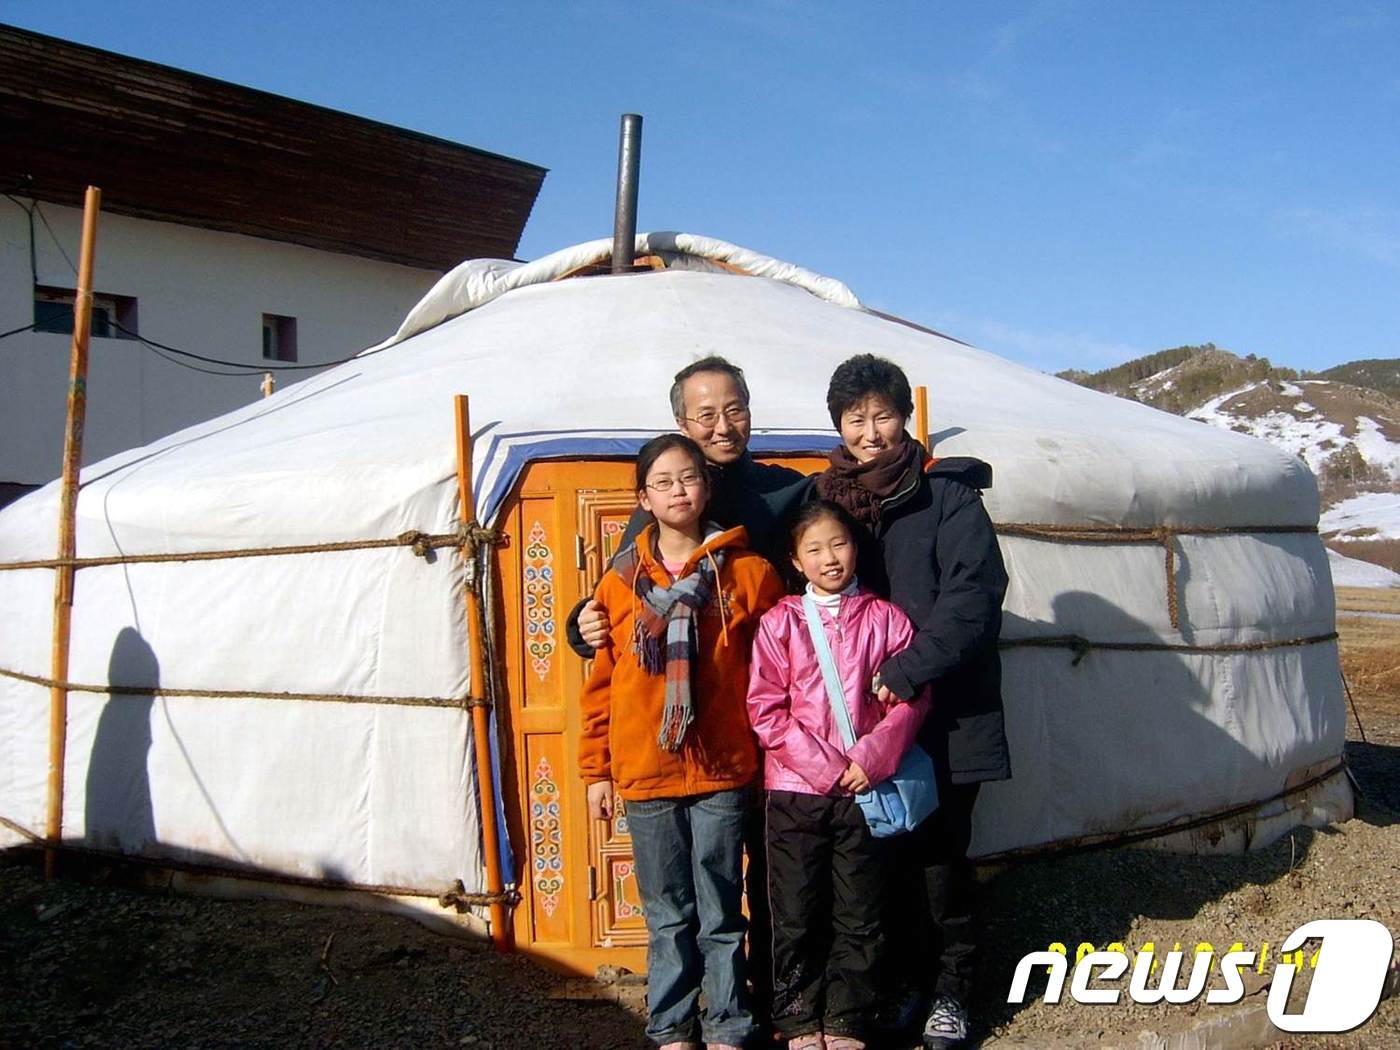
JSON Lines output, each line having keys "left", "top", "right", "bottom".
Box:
{"left": 1, "top": 232, "right": 1317, "bottom": 559}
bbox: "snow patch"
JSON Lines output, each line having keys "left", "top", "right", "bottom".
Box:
{"left": 1294, "top": 402, "right": 1315, "bottom": 413}
{"left": 1279, "top": 382, "right": 1304, "bottom": 397}
{"left": 1187, "top": 383, "right": 1262, "bottom": 424}
{"left": 1190, "top": 407, "right": 1344, "bottom": 474}
{"left": 1353, "top": 417, "right": 1400, "bottom": 480}
{"left": 1328, "top": 548, "right": 1400, "bottom": 588}
{"left": 1321, "top": 491, "right": 1400, "bottom": 541}
{"left": 1327, "top": 548, "right": 1400, "bottom": 588}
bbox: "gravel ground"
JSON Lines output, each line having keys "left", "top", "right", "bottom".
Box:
{"left": 969, "top": 607, "right": 1400, "bottom": 1049}
{"left": 3, "top": 616, "right": 1396, "bottom": 1050}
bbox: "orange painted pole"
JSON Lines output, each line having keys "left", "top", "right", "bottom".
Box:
{"left": 914, "top": 384, "right": 930, "bottom": 451}
{"left": 454, "top": 395, "right": 511, "bottom": 951}
{"left": 46, "top": 185, "right": 102, "bottom": 878}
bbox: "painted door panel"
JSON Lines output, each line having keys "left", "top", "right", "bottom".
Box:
{"left": 494, "top": 454, "right": 824, "bottom": 975}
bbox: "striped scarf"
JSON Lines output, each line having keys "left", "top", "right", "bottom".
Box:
{"left": 615, "top": 533, "right": 725, "bottom": 751}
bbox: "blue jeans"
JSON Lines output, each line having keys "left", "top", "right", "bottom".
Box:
{"left": 625, "top": 787, "right": 754, "bottom": 1047}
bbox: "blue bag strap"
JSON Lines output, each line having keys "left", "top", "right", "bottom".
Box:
{"left": 801, "top": 594, "right": 858, "bottom": 751}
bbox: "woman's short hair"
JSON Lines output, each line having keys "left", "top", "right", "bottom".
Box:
{"left": 636, "top": 433, "right": 709, "bottom": 491}
{"left": 825, "top": 354, "right": 914, "bottom": 428}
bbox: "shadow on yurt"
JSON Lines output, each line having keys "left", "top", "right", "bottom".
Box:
{"left": 0, "top": 230, "right": 1351, "bottom": 977}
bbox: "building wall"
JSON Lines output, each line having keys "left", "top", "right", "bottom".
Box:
{"left": 1, "top": 199, "right": 440, "bottom": 486}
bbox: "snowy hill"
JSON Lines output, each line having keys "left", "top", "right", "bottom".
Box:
{"left": 1186, "top": 378, "right": 1399, "bottom": 483}
{"left": 1060, "top": 347, "right": 1400, "bottom": 583}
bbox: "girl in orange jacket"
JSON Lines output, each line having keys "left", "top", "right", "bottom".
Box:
{"left": 579, "top": 433, "right": 784, "bottom": 1050}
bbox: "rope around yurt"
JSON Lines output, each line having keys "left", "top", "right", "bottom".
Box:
{"left": 0, "top": 520, "right": 1341, "bottom": 691}
{"left": 0, "top": 523, "right": 510, "bottom": 707}
{"left": 1000, "top": 632, "right": 1338, "bottom": 665}
{"left": 0, "top": 813, "right": 520, "bottom": 907}
{"left": 995, "top": 521, "right": 1318, "bottom": 631}
{"left": 0, "top": 524, "right": 505, "bottom": 571}
{"left": 974, "top": 756, "right": 1348, "bottom": 863}
{"left": 0, "top": 665, "right": 493, "bottom": 710}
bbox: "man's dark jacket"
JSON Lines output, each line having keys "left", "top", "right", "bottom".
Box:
{"left": 860, "top": 455, "right": 1011, "bottom": 786}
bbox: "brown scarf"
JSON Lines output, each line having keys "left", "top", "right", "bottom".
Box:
{"left": 815, "top": 435, "right": 923, "bottom": 528}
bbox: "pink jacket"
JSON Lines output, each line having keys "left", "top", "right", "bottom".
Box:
{"left": 746, "top": 587, "right": 931, "bottom": 796}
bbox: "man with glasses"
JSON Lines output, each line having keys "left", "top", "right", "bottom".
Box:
{"left": 569, "top": 355, "right": 811, "bottom": 645}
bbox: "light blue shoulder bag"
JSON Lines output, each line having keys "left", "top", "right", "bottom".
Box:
{"left": 801, "top": 594, "right": 938, "bottom": 838}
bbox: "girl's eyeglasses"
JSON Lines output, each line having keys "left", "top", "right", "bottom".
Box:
{"left": 644, "top": 472, "right": 705, "bottom": 493}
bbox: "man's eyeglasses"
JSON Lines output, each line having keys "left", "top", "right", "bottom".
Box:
{"left": 644, "top": 472, "right": 705, "bottom": 493}
{"left": 681, "top": 406, "right": 751, "bottom": 429}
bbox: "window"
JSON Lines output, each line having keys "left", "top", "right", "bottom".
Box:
{"left": 262, "top": 314, "right": 298, "bottom": 362}
{"left": 34, "top": 286, "right": 139, "bottom": 339}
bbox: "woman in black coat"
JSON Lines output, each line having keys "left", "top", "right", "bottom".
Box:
{"left": 814, "top": 354, "right": 1010, "bottom": 1050}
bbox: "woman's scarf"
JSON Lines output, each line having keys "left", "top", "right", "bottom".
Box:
{"left": 815, "top": 434, "right": 923, "bottom": 528}
{"left": 612, "top": 532, "right": 726, "bottom": 751}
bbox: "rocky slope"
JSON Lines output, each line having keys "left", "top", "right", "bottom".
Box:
{"left": 1059, "top": 346, "right": 1400, "bottom": 575}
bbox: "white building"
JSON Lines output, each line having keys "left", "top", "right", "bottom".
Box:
{"left": 0, "top": 25, "right": 546, "bottom": 504}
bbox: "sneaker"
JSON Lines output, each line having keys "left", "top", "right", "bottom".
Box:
{"left": 922, "top": 995, "right": 969, "bottom": 1049}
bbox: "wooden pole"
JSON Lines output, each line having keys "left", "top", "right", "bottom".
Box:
{"left": 454, "top": 395, "right": 512, "bottom": 952}
{"left": 914, "top": 384, "right": 930, "bottom": 451}
{"left": 46, "top": 185, "right": 102, "bottom": 878}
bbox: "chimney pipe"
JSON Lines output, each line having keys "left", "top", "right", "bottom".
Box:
{"left": 612, "top": 114, "right": 642, "bottom": 273}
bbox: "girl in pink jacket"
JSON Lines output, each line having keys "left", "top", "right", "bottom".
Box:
{"left": 746, "top": 500, "right": 931, "bottom": 1050}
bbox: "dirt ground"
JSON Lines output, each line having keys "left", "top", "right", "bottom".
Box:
{"left": 973, "top": 588, "right": 1400, "bottom": 1048}
{"left": 3, "top": 594, "right": 1397, "bottom": 1049}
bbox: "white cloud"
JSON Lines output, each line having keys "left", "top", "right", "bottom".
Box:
{"left": 1277, "top": 205, "right": 1400, "bottom": 267}
{"left": 924, "top": 311, "right": 1148, "bottom": 372}
{"left": 1123, "top": 104, "right": 1202, "bottom": 170}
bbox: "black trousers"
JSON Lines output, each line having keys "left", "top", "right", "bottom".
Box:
{"left": 743, "top": 796, "right": 772, "bottom": 1025}
{"left": 882, "top": 781, "right": 981, "bottom": 1004}
{"left": 766, "top": 790, "right": 885, "bottom": 1040}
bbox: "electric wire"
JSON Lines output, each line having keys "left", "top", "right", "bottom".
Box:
{"left": 1, "top": 317, "right": 388, "bottom": 377}
{"left": 111, "top": 320, "right": 390, "bottom": 372}
{"left": 2, "top": 194, "right": 39, "bottom": 286}
{"left": 32, "top": 201, "right": 79, "bottom": 275}
{"left": 7, "top": 189, "right": 398, "bottom": 376}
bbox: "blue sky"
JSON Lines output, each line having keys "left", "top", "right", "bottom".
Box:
{"left": 8, "top": 2, "right": 1399, "bottom": 372}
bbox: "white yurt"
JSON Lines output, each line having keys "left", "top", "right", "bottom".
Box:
{"left": 0, "top": 233, "right": 1349, "bottom": 973}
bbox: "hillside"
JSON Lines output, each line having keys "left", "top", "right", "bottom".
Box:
{"left": 1057, "top": 343, "right": 1296, "bottom": 416}
{"left": 1059, "top": 346, "right": 1400, "bottom": 574}
{"left": 1318, "top": 358, "right": 1400, "bottom": 398}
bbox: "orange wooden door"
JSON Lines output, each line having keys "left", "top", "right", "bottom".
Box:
{"left": 493, "top": 454, "right": 824, "bottom": 976}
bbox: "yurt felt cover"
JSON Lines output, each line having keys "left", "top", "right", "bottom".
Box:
{"left": 0, "top": 234, "right": 1344, "bottom": 898}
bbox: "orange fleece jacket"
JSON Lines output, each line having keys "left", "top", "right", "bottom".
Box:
{"left": 578, "top": 522, "right": 785, "bottom": 801}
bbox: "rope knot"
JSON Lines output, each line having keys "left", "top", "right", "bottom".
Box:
{"left": 437, "top": 879, "right": 523, "bottom": 911}
{"left": 459, "top": 524, "right": 508, "bottom": 553}
{"left": 396, "top": 530, "right": 432, "bottom": 558}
